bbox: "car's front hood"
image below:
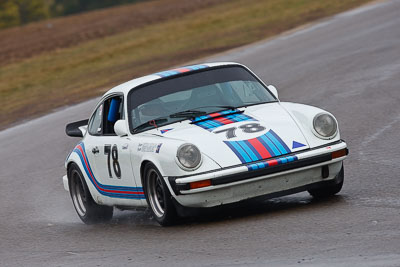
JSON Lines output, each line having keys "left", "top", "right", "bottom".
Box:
{"left": 149, "top": 103, "right": 310, "bottom": 168}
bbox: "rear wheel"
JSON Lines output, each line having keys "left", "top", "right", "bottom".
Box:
{"left": 144, "top": 163, "right": 177, "bottom": 226}
{"left": 69, "top": 164, "right": 113, "bottom": 224}
{"left": 308, "top": 165, "right": 344, "bottom": 198}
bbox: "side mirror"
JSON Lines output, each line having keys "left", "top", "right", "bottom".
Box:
{"left": 267, "top": 85, "right": 279, "bottom": 99}
{"left": 66, "top": 119, "right": 88, "bottom": 137}
{"left": 114, "top": 120, "right": 128, "bottom": 137}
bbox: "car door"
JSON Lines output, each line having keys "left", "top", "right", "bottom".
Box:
{"left": 85, "top": 95, "right": 143, "bottom": 200}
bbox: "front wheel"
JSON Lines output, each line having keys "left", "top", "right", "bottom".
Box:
{"left": 308, "top": 165, "right": 344, "bottom": 198}
{"left": 68, "top": 164, "right": 113, "bottom": 224}
{"left": 144, "top": 163, "right": 177, "bottom": 226}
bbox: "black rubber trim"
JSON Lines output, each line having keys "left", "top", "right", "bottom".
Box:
{"left": 322, "top": 165, "right": 329, "bottom": 178}
{"left": 169, "top": 147, "right": 348, "bottom": 195}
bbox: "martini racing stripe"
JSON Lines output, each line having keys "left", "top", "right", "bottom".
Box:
{"left": 224, "top": 130, "right": 291, "bottom": 163}
{"left": 246, "top": 155, "right": 298, "bottom": 171}
{"left": 154, "top": 64, "right": 208, "bottom": 78}
{"left": 192, "top": 110, "right": 256, "bottom": 131}
{"left": 72, "top": 142, "right": 145, "bottom": 199}
{"left": 224, "top": 142, "right": 248, "bottom": 163}
{"left": 259, "top": 133, "right": 281, "bottom": 156}
{"left": 192, "top": 109, "right": 238, "bottom": 122}
{"left": 247, "top": 138, "right": 271, "bottom": 159}
{"left": 237, "top": 140, "right": 259, "bottom": 162}
{"left": 267, "top": 130, "right": 291, "bottom": 155}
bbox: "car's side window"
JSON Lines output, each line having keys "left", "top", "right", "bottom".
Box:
{"left": 103, "top": 96, "right": 124, "bottom": 135}
{"left": 88, "top": 104, "right": 103, "bottom": 135}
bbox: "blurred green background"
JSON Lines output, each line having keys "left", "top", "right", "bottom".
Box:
{"left": 0, "top": 0, "right": 145, "bottom": 28}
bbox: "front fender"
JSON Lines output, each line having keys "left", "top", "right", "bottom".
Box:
{"left": 130, "top": 137, "right": 222, "bottom": 196}
{"left": 280, "top": 102, "right": 341, "bottom": 148}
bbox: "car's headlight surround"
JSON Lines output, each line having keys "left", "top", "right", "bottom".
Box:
{"left": 176, "top": 143, "right": 202, "bottom": 171}
{"left": 312, "top": 113, "right": 338, "bottom": 139}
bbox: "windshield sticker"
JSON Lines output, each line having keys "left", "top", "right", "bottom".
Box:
{"left": 138, "top": 143, "right": 163, "bottom": 153}
{"left": 224, "top": 130, "right": 291, "bottom": 163}
{"left": 192, "top": 110, "right": 256, "bottom": 132}
{"left": 154, "top": 64, "right": 208, "bottom": 78}
{"left": 160, "top": 128, "right": 173, "bottom": 134}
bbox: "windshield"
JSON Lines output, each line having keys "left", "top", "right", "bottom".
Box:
{"left": 127, "top": 66, "right": 276, "bottom": 133}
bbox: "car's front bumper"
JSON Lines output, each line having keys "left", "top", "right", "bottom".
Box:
{"left": 168, "top": 140, "right": 348, "bottom": 208}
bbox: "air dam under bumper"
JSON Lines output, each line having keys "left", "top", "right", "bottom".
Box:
{"left": 168, "top": 141, "right": 347, "bottom": 208}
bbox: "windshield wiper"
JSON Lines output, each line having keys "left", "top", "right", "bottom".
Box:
{"left": 133, "top": 117, "right": 168, "bottom": 133}
{"left": 238, "top": 101, "right": 278, "bottom": 107}
{"left": 169, "top": 110, "right": 207, "bottom": 118}
{"left": 189, "top": 106, "right": 244, "bottom": 124}
{"left": 169, "top": 105, "right": 237, "bottom": 119}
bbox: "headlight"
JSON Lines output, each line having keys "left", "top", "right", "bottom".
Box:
{"left": 313, "top": 113, "right": 338, "bottom": 139}
{"left": 176, "top": 144, "right": 202, "bottom": 170}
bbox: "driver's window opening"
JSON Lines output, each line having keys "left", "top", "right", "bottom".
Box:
{"left": 103, "top": 96, "right": 123, "bottom": 135}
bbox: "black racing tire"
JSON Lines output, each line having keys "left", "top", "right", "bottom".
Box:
{"left": 68, "top": 164, "right": 113, "bottom": 224}
{"left": 308, "top": 165, "right": 344, "bottom": 198}
{"left": 143, "top": 163, "right": 178, "bottom": 226}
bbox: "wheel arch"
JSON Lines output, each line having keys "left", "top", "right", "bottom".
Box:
{"left": 140, "top": 159, "right": 176, "bottom": 197}
{"left": 66, "top": 155, "right": 82, "bottom": 182}
{"left": 66, "top": 161, "right": 77, "bottom": 179}
{"left": 65, "top": 154, "right": 99, "bottom": 203}
{"left": 140, "top": 160, "right": 152, "bottom": 188}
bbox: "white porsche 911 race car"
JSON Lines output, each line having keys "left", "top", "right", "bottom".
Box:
{"left": 64, "top": 62, "right": 348, "bottom": 226}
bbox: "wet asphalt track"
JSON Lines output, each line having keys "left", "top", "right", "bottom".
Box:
{"left": 1, "top": 1, "right": 400, "bottom": 266}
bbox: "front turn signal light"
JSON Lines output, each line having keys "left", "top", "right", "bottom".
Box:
{"left": 332, "top": 148, "right": 348, "bottom": 159}
{"left": 190, "top": 179, "right": 211, "bottom": 189}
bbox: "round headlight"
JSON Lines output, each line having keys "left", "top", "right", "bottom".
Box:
{"left": 313, "top": 113, "right": 338, "bottom": 139}
{"left": 177, "top": 144, "right": 202, "bottom": 170}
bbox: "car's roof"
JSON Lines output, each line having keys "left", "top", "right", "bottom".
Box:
{"left": 104, "top": 62, "right": 243, "bottom": 97}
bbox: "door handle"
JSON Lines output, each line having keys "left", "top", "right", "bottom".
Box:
{"left": 92, "top": 146, "right": 99, "bottom": 154}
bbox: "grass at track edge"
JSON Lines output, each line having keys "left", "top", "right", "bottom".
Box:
{"left": 0, "top": 0, "right": 374, "bottom": 130}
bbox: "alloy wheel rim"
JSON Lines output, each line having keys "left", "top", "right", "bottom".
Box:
{"left": 71, "top": 172, "right": 87, "bottom": 217}
{"left": 147, "top": 169, "right": 165, "bottom": 218}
